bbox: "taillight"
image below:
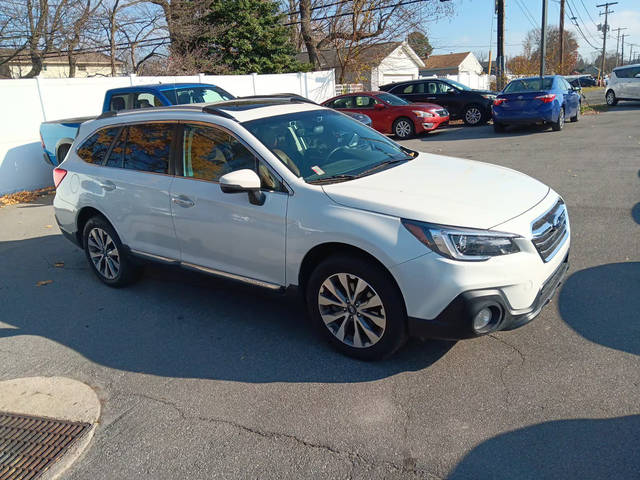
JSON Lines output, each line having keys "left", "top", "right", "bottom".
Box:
{"left": 535, "top": 94, "right": 556, "bottom": 103}
{"left": 493, "top": 98, "right": 506, "bottom": 106}
{"left": 53, "top": 168, "right": 67, "bottom": 188}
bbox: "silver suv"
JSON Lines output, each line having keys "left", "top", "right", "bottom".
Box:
{"left": 606, "top": 64, "right": 640, "bottom": 105}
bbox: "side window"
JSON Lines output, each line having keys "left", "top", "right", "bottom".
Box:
{"left": 123, "top": 124, "right": 173, "bottom": 174}
{"left": 437, "top": 82, "right": 455, "bottom": 94}
{"left": 105, "top": 128, "right": 126, "bottom": 168}
{"left": 134, "top": 92, "right": 162, "bottom": 108}
{"left": 630, "top": 67, "right": 640, "bottom": 78}
{"left": 181, "top": 124, "right": 284, "bottom": 191}
{"left": 332, "top": 97, "right": 353, "bottom": 109}
{"left": 401, "top": 84, "right": 414, "bottom": 94}
{"left": 354, "top": 95, "right": 374, "bottom": 108}
{"left": 109, "top": 94, "right": 130, "bottom": 111}
{"left": 426, "top": 82, "right": 438, "bottom": 94}
{"left": 76, "top": 127, "right": 120, "bottom": 164}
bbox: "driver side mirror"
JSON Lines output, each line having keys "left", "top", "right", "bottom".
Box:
{"left": 373, "top": 103, "right": 386, "bottom": 110}
{"left": 219, "top": 169, "right": 265, "bottom": 206}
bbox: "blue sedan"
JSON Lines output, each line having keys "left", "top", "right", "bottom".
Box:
{"left": 492, "top": 75, "right": 581, "bottom": 132}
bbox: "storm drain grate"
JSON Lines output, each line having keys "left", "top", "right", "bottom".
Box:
{"left": 0, "top": 412, "right": 91, "bottom": 480}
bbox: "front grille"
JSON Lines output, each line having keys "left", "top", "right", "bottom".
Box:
{"left": 0, "top": 412, "right": 91, "bottom": 479}
{"left": 436, "top": 109, "right": 448, "bottom": 117}
{"left": 531, "top": 199, "right": 568, "bottom": 262}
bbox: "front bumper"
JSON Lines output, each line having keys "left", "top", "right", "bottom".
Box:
{"left": 408, "top": 253, "right": 569, "bottom": 340}
{"left": 415, "top": 116, "right": 449, "bottom": 133}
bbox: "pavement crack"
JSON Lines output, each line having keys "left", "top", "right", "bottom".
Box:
{"left": 488, "top": 334, "right": 525, "bottom": 364}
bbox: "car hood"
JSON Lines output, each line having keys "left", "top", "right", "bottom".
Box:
{"left": 321, "top": 153, "right": 549, "bottom": 230}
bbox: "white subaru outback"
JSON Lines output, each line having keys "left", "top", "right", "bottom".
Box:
{"left": 53, "top": 97, "right": 570, "bottom": 360}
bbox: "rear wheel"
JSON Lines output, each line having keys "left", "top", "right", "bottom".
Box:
{"left": 463, "top": 105, "right": 485, "bottom": 126}
{"left": 306, "top": 255, "right": 408, "bottom": 360}
{"left": 570, "top": 102, "right": 580, "bottom": 122}
{"left": 393, "top": 117, "right": 415, "bottom": 139}
{"left": 551, "top": 107, "right": 565, "bottom": 131}
{"left": 605, "top": 90, "right": 618, "bottom": 106}
{"left": 83, "top": 216, "right": 140, "bottom": 287}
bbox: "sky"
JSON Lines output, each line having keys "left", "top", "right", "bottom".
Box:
{"left": 425, "top": 0, "right": 640, "bottom": 63}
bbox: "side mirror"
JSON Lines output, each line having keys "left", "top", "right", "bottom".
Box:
{"left": 635, "top": 73, "right": 640, "bottom": 78}
{"left": 572, "top": 85, "right": 582, "bottom": 92}
{"left": 219, "top": 169, "right": 265, "bottom": 205}
{"left": 373, "top": 103, "right": 386, "bottom": 110}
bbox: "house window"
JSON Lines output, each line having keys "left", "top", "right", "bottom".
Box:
{"left": 78, "top": 65, "right": 87, "bottom": 71}
{"left": 42, "top": 64, "right": 47, "bottom": 71}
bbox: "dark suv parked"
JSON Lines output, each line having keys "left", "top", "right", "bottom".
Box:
{"left": 379, "top": 78, "right": 497, "bottom": 126}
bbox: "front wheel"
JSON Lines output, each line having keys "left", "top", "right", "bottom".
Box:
{"left": 570, "top": 103, "right": 580, "bottom": 122}
{"left": 605, "top": 90, "right": 618, "bottom": 106}
{"left": 306, "top": 255, "right": 408, "bottom": 360}
{"left": 463, "top": 105, "right": 486, "bottom": 126}
{"left": 551, "top": 107, "right": 565, "bottom": 131}
{"left": 393, "top": 117, "right": 415, "bottom": 139}
{"left": 83, "top": 216, "right": 140, "bottom": 287}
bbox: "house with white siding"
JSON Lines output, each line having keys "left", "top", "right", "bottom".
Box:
{"left": 296, "top": 41, "right": 424, "bottom": 90}
{"left": 419, "top": 51, "right": 483, "bottom": 77}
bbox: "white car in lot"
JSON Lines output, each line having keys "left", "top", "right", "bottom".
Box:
{"left": 605, "top": 63, "right": 640, "bottom": 105}
{"left": 53, "top": 97, "right": 570, "bottom": 360}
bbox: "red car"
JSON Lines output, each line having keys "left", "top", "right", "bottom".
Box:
{"left": 322, "top": 91, "right": 449, "bottom": 139}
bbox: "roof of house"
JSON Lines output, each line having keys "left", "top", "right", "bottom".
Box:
{"left": 0, "top": 49, "right": 123, "bottom": 65}
{"left": 296, "top": 41, "right": 423, "bottom": 70}
{"left": 422, "top": 52, "right": 471, "bottom": 70}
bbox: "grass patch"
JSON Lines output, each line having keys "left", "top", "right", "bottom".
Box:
{"left": 581, "top": 103, "right": 609, "bottom": 115}
{"left": 581, "top": 86, "right": 604, "bottom": 93}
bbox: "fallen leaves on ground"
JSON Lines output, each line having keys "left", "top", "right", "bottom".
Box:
{"left": 0, "top": 187, "right": 55, "bottom": 207}
{"left": 36, "top": 280, "right": 53, "bottom": 286}
{"left": 54, "top": 262, "right": 64, "bottom": 268}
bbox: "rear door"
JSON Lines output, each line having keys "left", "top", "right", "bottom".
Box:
{"left": 170, "top": 123, "right": 288, "bottom": 286}
{"left": 627, "top": 66, "right": 640, "bottom": 98}
{"left": 390, "top": 82, "right": 428, "bottom": 103}
{"left": 92, "top": 122, "right": 179, "bottom": 259}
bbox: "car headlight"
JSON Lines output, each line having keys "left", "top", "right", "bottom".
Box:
{"left": 412, "top": 110, "right": 434, "bottom": 118}
{"left": 401, "top": 220, "right": 521, "bottom": 261}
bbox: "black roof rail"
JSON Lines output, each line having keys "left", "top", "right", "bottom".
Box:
{"left": 201, "top": 105, "right": 237, "bottom": 120}
{"left": 238, "top": 94, "right": 317, "bottom": 104}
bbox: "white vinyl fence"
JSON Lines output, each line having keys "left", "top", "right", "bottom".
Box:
{"left": 0, "top": 70, "right": 336, "bottom": 195}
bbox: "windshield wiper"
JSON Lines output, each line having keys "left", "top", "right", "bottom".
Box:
{"left": 354, "top": 158, "right": 410, "bottom": 177}
{"left": 307, "top": 174, "right": 357, "bottom": 185}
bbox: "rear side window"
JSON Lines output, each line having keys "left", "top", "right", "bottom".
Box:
{"left": 109, "top": 94, "right": 130, "bottom": 111}
{"left": 76, "top": 127, "right": 120, "bottom": 164}
{"left": 329, "top": 97, "right": 354, "bottom": 109}
{"left": 124, "top": 124, "right": 173, "bottom": 174}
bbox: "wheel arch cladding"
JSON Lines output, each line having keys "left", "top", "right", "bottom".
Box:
{"left": 76, "top": 207, "right": 112, "bottom": 245}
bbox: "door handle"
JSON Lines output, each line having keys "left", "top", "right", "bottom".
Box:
{"left": 171, "top": 195, "right": 195, "bottom": 208}
{"left": 98, "top": 180, "right": 116, "bottom": 191}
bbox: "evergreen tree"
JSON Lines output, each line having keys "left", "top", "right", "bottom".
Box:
{"left": 201, "top": 0, "right": 308, "bottom": 74}
{"left": 408, "top": 31, "right": 433, "bottom": 59}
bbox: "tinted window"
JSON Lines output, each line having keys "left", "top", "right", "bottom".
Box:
{"left": 181, "top": 124, "right": 283, "bottom": 191}
{"left": 353, "top": 96, "right": 376, "bottom": 108}
{"left": 503, "top": 78, "right": 555, "bottom": 93}
{"left": 77, "top": 127, "right": 119, "bottom": 164}
{"left": 330, "top": 97, "right": 354, "bottom": 108}
{"left": 614, "top": 67, "right": 630, "bottom": 79}
{"left": 110, "top": 94, "right": 130, "bottom": 111}
{"left": 123, "top": 124, "right": 173, "bottom": 174}
{"left": 401, "top": 83, "right": 425, "bottom": 94}
{"left": 134, "top": 92, "right": 162, "bottom": 108}
{"left": 105, "top": 128, "right": 126, "bottom": 168}
{"left": 163, "top": 86, "right": 234, "bottom": 105}
{"left": 375, "top": 92, "right": 408, "bottom": 105}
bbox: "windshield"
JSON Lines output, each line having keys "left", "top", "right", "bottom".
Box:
{"left": 163, "top": 86, "right": 235, "bottom": 105}
{"left": 376, "top": 92, "right": 409, "bottom": 105}
{"left": 445, "top": 79, "right": 471, "bottom": 91}
{"left": 503, "top": 78, "right": 554, "bottom": 93}
{"left": 244, "top": 110, "right": 414, "bottom": 183}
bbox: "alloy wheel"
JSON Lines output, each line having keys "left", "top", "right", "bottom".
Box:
{"left": 87, "top": 227, "right": 120, "bottom": 280}
{"left": 465, "top": 107, "right": 482, "bottom": 125}
{"left": 606, "top": 91, "right": 615, "bottom": 105}
{"left": 317, "top": 273, "right": 386, "bottom": 348}
{"left": 395, "top": 120, "right": 412, "bottom": 138}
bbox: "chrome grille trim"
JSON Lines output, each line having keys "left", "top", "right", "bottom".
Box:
{"left": 531, "top": 198, "right": 568, "bottom": 262}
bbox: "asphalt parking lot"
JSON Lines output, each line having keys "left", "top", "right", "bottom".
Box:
{"left": 1, "top": 103, "right": 639, "bottom": 479}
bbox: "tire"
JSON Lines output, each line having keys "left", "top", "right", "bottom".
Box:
{"left": 605, "top": 90, "right": 618, "bottom": 106}
{"left": 551, "top": 107, "right": 565, "bottom": 131}
{"left": 463, "top": 104, "right": 486, "bottom": 126}
{"left": 570, "top": 102, "right": 580, "bottom": 122}
{"left": 57, "top": 144, "right": 71, "bottom": 163}
{"left": 306, "top": 255, "right": 408, "bottom": 360}
{"left": 392, "top": 117, "right": 415, "bottom": 139}
{"left": 493, "top": 121, "right": 506, "bottom": 133}
{"left": 82, "top": 216, "right": 140, "bottom": 287}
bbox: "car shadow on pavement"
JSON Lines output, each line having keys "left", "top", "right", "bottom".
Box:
{"left": 632, "top": 203, "right": 640, "bottom": 225}
{"left": 447, "top": 415, "right": 640, "bottom": 480}
{"left": 558, "top": 262, "right": 640, "bottom": 356}
{"left": 0, "top": 234, "right": 454, "bottom": 383}
{"left": 421, "top": 123, "right": 559, "bottom": 142}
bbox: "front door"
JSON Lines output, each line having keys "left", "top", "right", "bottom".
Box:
{"left": 170, "top": 123, "right": 288, "bottom": 286}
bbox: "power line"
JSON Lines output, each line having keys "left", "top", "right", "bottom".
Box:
{"left": 568, "top": 0, "right": 600, "bottom": 43}
{"left": 565, "top": 0, "right": 600, "bottom": 49}
{"left": 579, "top": 0, "right": 598, "bottom": 28}
{"left": 514, "top": 0, "right": 537, "bottom": 29}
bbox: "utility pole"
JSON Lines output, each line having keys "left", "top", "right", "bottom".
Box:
{"left": 487, "top": 12, "right": 495, "bottom": 76}
{"left": 621, "top": 33, "right": 627, "bottom": 65}
{"left": 613, "top": 27, "right": 626, "bottom": 66}
{"left": 597, "top": 2, "right": 617, "bottom": 83}
{"left": 630, "top": 44, "right": 635, "bottom": 64}
{"left": 559, "top": 0, "right": 565, "bottom": 73}
{"left": 496, "top": 0, "right": 505, "bottom": 89}
{"left": 540, "top": 0, "right": 548, "bottom": 78}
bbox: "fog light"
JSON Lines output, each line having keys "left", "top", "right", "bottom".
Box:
{"left": 473, "top": 308, "right": 493, "bottom": 331}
